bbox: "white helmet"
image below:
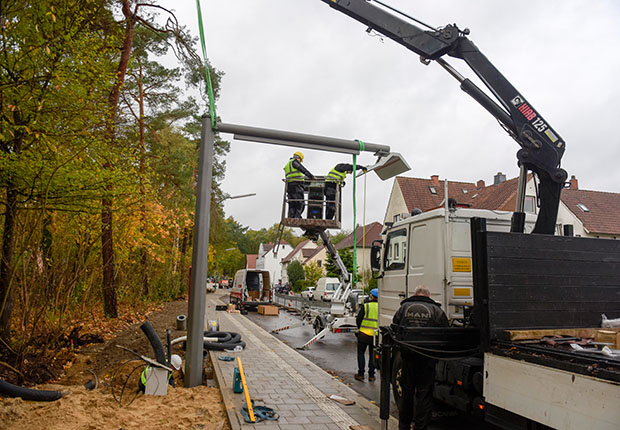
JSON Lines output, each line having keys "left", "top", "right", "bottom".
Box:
{"left": 170, "top": 354, "right": 182, "bottom": 370}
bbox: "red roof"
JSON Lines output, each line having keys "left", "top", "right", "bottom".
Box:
{"left": 281, "top": 239, "right": 311, "bottom": 263}
{"left": 561, "top": 189, "right": 620, "bottom": 235}
{"left": 469, "top": 175, "right": 531, "bottom": 211}
{"left": 336, "top": 222, "right": 383, "bottom": 249}
{"left": 246, "top": 254, "right": 258, "bottom": 269}
{"left": 396, "top": 177, "right": 480, "bottom": 213}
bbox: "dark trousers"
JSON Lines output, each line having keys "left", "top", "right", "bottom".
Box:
{"left": 287, "top": 182, "right": 305, "bottom": 218}
{"left": 357, "top": 336, "right": 375, "bottom": 376}
{"left": 324, "top": 182, "right": 337, "bottom": 220}
{"left": 399, "top": 353, "right": 435, "bottom": 430}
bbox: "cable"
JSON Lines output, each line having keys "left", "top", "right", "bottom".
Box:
{"left": 392, "top": 338, "right": 481, "bottom": 361}
{"left": 111, "top": 359, "right": 143, "bottom": 407}
{"left": 195, "top": 0, "right": 217, "bottom": 129}
{"left": 362, "top": 173, "right": 367, "bottom": 288}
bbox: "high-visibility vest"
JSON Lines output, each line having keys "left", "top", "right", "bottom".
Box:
{"left": 360, "top": 301, "right": 379, "bottom": 336}
{"left": 284, "top": 158, "right": 304, "bottom": 181}
{"left": 140, "top": 366, "right": 172, "bottom": 386}
{"left": 326, "top": 166, "right": 346, "bottom": 182}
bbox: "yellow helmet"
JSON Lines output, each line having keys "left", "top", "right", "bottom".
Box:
{"left": 293, "top": 151, "right": 304, "bottom": 161}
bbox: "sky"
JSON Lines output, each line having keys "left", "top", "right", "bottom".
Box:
{"left": 158, "top": 0, "right": 620, "bottom": 232}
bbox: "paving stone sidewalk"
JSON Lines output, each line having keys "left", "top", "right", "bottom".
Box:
{"left": 205, "top": 293, "right": 398, "bottom": 430}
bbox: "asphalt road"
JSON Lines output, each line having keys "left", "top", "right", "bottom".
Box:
{"left": 244, "top": 301, "right": 498, "bottom": 429}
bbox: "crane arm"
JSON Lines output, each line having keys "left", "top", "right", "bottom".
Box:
{"left": 320, "top": 0, "right": 567, "bottom": 234}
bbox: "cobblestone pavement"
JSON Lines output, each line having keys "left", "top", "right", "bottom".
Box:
{"left": 206, "top": 293, "right": 398, "bottom": 430}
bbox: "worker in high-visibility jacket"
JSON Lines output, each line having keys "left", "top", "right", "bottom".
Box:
{"left": 284, "top": 152, "right": 314, "bottom": 218}
{"left": 138, "top": 354, "right": 182, "bottom": 393}
{"left": 324, "top": 163, "right": 366, "bottom": 220}
{"left": 355, "top": 288, "right": 378, "bottom": 381}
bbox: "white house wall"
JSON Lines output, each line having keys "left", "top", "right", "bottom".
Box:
{"left": 384, "top": 180, "right": 408, "bottom": 225}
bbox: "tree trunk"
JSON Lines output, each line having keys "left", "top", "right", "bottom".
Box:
{"left": 0, "top": 185, "right": 18, "bottom": 340}
{"left": 100, "top": 0, "right": 135, "bottom": 318}
{"left": 138, "top": 58, "right": 148, "bottom": 297}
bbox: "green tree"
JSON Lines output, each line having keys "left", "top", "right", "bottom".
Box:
{"left": 325, "top": 248, "right": 354, "bottom": 278}
{"left": 287, "top": 261, "right": 305, "bottom": 292}
{"left": 303, "top": 261, "right": 324, "bottom": 287}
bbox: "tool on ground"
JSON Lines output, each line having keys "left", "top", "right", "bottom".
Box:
{"left": 232, "top": 367, "right": 243, "bottom": 393}
{"left": 242, "top": 402, "right": 279, "bottom": 423}
{"left": 236, "top": 357, "right": 255, "bottom": 422}
{"left": 218, "top": 356, "right": 235, "bottom": 361}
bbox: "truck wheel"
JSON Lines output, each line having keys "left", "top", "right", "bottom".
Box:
{"left": 391, "top": 351, "right": 404, "bottom": 411}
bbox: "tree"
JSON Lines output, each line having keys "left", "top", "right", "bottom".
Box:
{"left": 325, "top": 248, "right": 355, "bottom": 278}
{"left": 287, "top": 261, "right": 305, "bottom": 292}
{"left": 303, "top": 261, "right": 324, "bottom": 287}
{"left": 0, "top": 0, "right": 118, "bottom": 337}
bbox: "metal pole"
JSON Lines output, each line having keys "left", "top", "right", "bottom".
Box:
{"left": 185, "top": 115, "right": 215, "bottom": 387}
{"left": 511, "top": 165, "right": 528, "bottom": 233}
{"left": 216, "top": 121, "right": 391, "bottom": 155}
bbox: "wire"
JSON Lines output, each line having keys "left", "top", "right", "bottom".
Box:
{"left": 392, "top": 338, "right": 481, "bottom": 361}
{"left": 371, "top": 0, "right": 436, "bottom": 31}
{"left": 111, "top": 359, "right": 143, "bottom": 407}
{"left": 362, "top": 173, "right": 367, "bottom": 288}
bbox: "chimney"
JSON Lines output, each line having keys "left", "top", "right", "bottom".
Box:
{"left": 476, "top": 179, "right": 485, "bottom": 189}
{"left": 493, "top": 172, "right": 506, "bottom": 185}
{"left": 569, "top": 175, "right": 578, "bottom": 190}
{"left": 431, "top": 175, "right": 440, "bottom": 186}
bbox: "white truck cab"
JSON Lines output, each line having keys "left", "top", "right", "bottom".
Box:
{"left": 376, "top": 207, "right": 536, "bottom": 326}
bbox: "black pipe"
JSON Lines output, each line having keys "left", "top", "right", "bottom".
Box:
{"left": 379, "top": 330, "right": 393, "bottom": 422}
{"left": 0, "top": 379, "right": 64, "bottom": 401}
{"left": 140, "top": 322, "right": 174, "bottom": 387}
{"left": 166, "top": 329, "right": 172, "bottom": 364}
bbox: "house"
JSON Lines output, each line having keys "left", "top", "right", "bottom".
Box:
{"left": 301, "top": 245, "right": 327, "bottom": 270}
{"left": 279, "top": 240, "right": 317, "bottom": 284}
{"left": 335, "top": 222, "right": 383, "bottom": 274}
{"left": 385, "top": 173, "right": 620, "bottom": 239}
{"left": 256, "top": 241, "right": 292, "bottom": 286}
{"left": 246, "top": 254, "right": 258, "bottom": 270}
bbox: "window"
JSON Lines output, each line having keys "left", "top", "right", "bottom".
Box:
{"left": 462, "top": 188, "right": 468, "bottom": 194}
{"left": 428, "top": 186, "right": 437, "bottom": 194}
{"left": 577, "top": 203, "right": 590, "bottom": 212}
{"left": 385, "top": 228, "right": 407, "bottom": 271}
{"left": 393, "top": 214, "right": 401, "bottom": 222}
{"left": 524, "top": 196, "right": 536, "bottom": 213}
{"left": 317, "top": 261, "right": 322, "bottom": 267}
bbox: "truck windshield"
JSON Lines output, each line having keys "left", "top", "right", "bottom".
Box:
{"left": 385, "top": 228, "right": 407, "bottom": 270}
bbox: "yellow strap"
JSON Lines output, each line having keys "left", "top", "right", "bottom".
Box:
{"left": 237, "top": 357, "right": 255, "bottom": 422}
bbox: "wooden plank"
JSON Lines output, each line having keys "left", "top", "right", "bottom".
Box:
{"left": 501, "top": 327, "right": 620, "bottom": 341}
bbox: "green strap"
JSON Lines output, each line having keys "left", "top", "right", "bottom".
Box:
{"left": 352, "top": 139, "right": 366, "bottom": 285}
{"left": 195, "top": 0, "right": 217, "bottom": 130}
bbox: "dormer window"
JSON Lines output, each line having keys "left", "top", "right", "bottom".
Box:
{"left": 577, "top": 203, "right": 590, "bottom": 212}
{"left": 428, "top": 186, "right": 437, "bottom": 194}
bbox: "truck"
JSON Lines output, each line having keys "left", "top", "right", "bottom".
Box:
{"left": 316, "top": 1, "right": 620, "bottom": 428}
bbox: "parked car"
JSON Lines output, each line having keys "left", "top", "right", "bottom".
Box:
{"left": 312, "top": 277, "right": 340, "bottom": 301}
{"left": 301, "top": 287, "right": 315, "bottom": 299}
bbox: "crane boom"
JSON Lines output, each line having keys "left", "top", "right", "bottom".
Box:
{"left": 320, "top": 0, "right": 567, "bottom": 234}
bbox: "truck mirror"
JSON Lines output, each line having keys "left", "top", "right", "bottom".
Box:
{"left": 370, "top": 245, "right": 381, "bottom": 272}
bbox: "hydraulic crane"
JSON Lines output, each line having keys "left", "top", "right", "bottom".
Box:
{"left": 319, "top": 0, "right": 568, "bottom": 234}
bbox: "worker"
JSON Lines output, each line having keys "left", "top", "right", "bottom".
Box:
{"left": 325, "top": 163, "right": 366, "bottom": 220}
{"left": 138, "top": 354, "right": 182, "bottom": 393}
{"left": 355, "top": 288, "right": 378, "bottom": 381}
{"left": 283, "top": 151, "right": 314, "bottom": 218}
{"left": 392, "top": 286, "right": 449, "bottom": 430}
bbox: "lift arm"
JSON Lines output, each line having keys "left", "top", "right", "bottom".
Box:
{"left": 319, "top": 0, "right": 567, "bottom": 234}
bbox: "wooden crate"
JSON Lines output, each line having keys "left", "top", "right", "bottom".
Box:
{"left": 258, "top": 305, "right": 279, "bottom": 316}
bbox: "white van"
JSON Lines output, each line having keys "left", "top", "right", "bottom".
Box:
{"left": 230, "top": 269, "right": 272, "bottom": 310}
{"left": 312, "top": 277, "right": 340, "bottom": 301}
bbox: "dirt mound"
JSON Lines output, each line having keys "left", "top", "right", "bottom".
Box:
{"left": 1, "top": 385, "right": 228, "bottom": 430}
{"left": 0, "top": 298, "right": 230, "bottom": 430}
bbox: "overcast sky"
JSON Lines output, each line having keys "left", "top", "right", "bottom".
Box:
{"left": 159, "top": 0, "right": 620, "bottom": 232}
